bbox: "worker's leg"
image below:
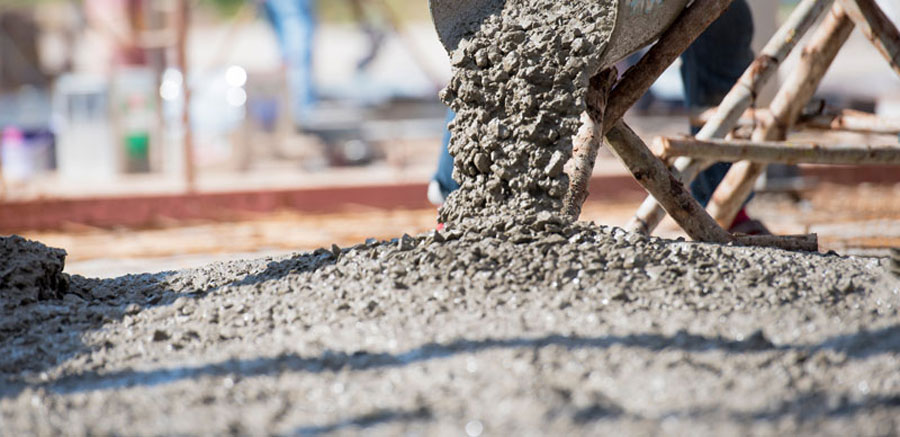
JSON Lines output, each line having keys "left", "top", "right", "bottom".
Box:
{"left": 265, "top": 0, "right": 317, "bottom": 126}
{"left": 681, "top": 0, "right": 754, "bottom": 207}
{"left": 429, "top": 109, "right": 460, "bottom": 204}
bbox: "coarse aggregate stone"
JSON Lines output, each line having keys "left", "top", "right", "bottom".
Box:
{"left": 1, "top": 219, "right": 899, "bottom": 436}
{"left": 0, "top": 236, "right": 68, "bottom": 310}
{"left": 891, "top": 248, "right": 899, "bottom": 276}
{"left": 3, "top": 0, "right": 900, "bottom": 434}
{"left": 438, "top": 0, "right": 616, "bottom": 223}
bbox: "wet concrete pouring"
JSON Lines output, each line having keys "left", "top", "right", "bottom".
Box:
{"left": 4, "top": 0, "right": 900, "bottom": 434}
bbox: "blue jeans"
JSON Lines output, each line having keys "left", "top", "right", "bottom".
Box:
{"left": 434, "top": 110, "right": 461, "bottom": 195}
{"left": 681, "top": 0, "right": 754, "bottom": 206}
{"left": 263, "top": 0, "right": 316, "bottom": 125}
{"left": 434, "top": 0, "right": 755, "bottom": 207}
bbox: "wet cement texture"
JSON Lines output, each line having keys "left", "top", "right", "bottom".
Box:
{"left": 1, "top": 236, "right": 68, "bottom": 310}
{"left": 2, "top": 221, "right": 900, "bottom": 435}
{"left": 438, "top": 0, "right": 615, "bottom": 224}
{"left": 3, "top": 0, "right": 900, "bottom": 434}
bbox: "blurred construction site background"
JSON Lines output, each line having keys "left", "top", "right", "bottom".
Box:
{"left": 0, "top": 0, "right": 898, "bottom": 276}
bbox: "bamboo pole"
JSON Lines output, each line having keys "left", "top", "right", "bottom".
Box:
{"left": 707, "top": 2, "right": 856, "bottom": 228}
{"left": 565, "top": 69, "right": 617, "bottom": 220}
{"left": 626, "top": 0, "right": 833, "bottom": 235}
{"left": 603, "top": 122, "right": 735, "bottom": 244}
{"left": 175, "top": 0, "right": 195, "bottom": 192}
{"left": 838, "top": 0, "right": 900, "bottom": 77}
{"left": 655, "top": 136, "right": 900, "bottom": 165}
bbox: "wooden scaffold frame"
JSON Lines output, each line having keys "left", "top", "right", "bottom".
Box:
{"left": 571, "top": 0, "right": 900, "bottom": 252}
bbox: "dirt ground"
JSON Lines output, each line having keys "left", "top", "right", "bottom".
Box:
{"left": 16, "top": 183, "right": 900, "bottom": 278}
{"left": 2, "top": 198, "right": 900, "bottom": 435}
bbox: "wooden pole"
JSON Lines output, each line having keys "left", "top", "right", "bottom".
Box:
{"left": 692, "top": 107, "right": 900, "bottom": 135}
{"left": 655, "top": 136, "right": 900, "bottom": 165}
{"left": 626, "top": 0, "right": 833, "bottom": 235}
{"left": 603, "top": 122, "right": 735, "bottom": 244}
{"left": 570, "top": 0, "right": 737, "bottom": 221}
{"left": 838, "top": 0, "right": 900, "bottom": 77}
{"left": 592, "top": 0, "right": 738, "bottom": 231}
{"left": 175, "top": 0, "right": 195, "bottom": 192}
{"left": 603, "top": 0, "right": 737, "bottom": 134}
{"left": 0, "top": 145, "right": 5, "bottom": 200}
{"left": 602, "top": 121, "right": 818, "bottom": 251}
{"left": 799, "top": 109, "right": 900, "bottom": 134}
{"left": 707, "top": 2, "right": 856, "bottom": 228}
{"left": 734, "top": 233, "right": 819, "bottom": 252}
{"left": 564, "top": 69, "right": 617, "bottom": 220}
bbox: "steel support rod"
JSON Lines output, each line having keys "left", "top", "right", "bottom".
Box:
{"left": 707, "top": 2, "right": 856, "bottom": 228}
{"left": 626, "top": 0, "right": 834, "bottom": 234}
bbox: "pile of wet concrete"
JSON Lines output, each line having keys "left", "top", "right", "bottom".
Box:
{"left": 438, "top": 0, "right": 615, "bottom": 222}
{"left": 891, "top": 248, "right": 900, "bottom": 276}
{"left": 2, "top": 0, "right": 900, "bottom": 432}
{"left": 1, "top": 220, "right": 898, "bottom": 435}
{"left": 0, "top": 236, "right": 68, "bottom": 310}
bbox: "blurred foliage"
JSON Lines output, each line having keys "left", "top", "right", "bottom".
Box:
{"left": 200, "top": 0, "right": 430, "bottom": 23}
{"left": 319, "top": 0, "right": 429, "bottom": 23}
{"left": 200, "top": 0, "right": 246, "bottom": 17}
{"left": 0, "top": 0, "right": 57, "bottom": 9}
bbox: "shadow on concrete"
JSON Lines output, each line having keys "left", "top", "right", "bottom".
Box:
{"left": 641, "top": 390, "right": 900, "bottom": 425}
{"left": 285, "top": 406, "right": 432, "bottom": 436}
{"left": 0, "top": 250, "right": 338, "bottom": 399}
{"left": 4, "top": 323, "right": 896, "bottom": 399}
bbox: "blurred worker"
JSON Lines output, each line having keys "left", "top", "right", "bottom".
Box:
{"left": 260, "top": 0, "right": 317, "bottom": 127}
{"left": 83, "top": 0, "right": 149, "bottom": 69}
{"left": 429, "top": 0, "right": 768, "bottom": 234}
{"left": 679, "top": 0, "right": 766, "bottom": 233}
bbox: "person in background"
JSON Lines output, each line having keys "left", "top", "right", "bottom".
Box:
{"left": 429, "top": 0, "right": 768, "bottom": 234}
{"left": 82, "top": 0, "right": 149, "bottom": 69}
{"left": 260, "top": 0, "right": 317, "bottom": 128}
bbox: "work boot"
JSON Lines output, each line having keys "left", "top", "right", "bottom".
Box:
{"left": 728, "top": 208, "right": 771, "bottom": 236}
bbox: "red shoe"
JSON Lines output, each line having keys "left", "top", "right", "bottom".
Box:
{"left": 729, "top": 209, "right": 771, "bottom": 235}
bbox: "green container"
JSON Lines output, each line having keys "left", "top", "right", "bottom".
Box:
{"left": 125, "top": 132, "right": 150, "bottom": 173}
